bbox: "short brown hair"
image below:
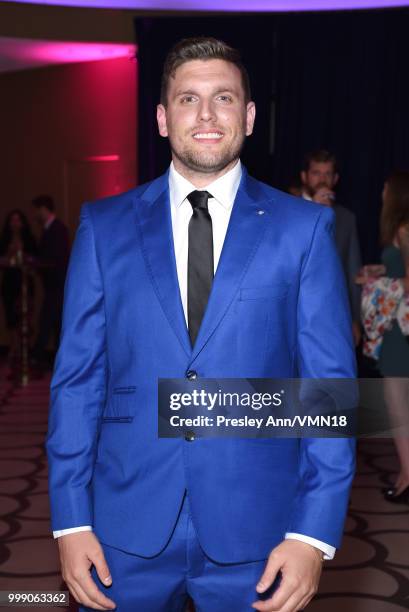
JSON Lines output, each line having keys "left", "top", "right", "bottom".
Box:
{"left": 160, "top": 37, "right": 251, "bottom": 106}
{"left": 302, "top": 149, "right": 338, "bottom": 174}
{"left": 32, "top": 195, "right": 55, "bottom": 212}
{"left": 381, "top": 170, "right": 409, "bottom": 245}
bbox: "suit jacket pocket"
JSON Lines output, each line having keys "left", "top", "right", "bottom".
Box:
{"left": 102, "top": 387, "right": 137, "bottom": 421}
{"left": 112, "top": 386, "right": 137, "bottom": 394}
{"left": 101, "top": 416, "right": 134, "bottom": 423}
{"left": 240, "top": 285, "right": 288, "bottom": 301}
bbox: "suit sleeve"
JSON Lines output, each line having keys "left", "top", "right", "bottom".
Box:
{"left": 46, "top": 204, "right": 106, "bottom": 531}
{"left": 287, "top": 206, "right": 357, "bottom": 548}
{"left": 347, "top": 214, "right": 362, "bottom": 323}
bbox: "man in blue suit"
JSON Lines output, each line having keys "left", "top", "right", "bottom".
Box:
{"left": 47, "top": 37, "right": 356, "bottom": 612}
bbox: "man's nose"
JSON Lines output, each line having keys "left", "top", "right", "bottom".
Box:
{"left": 198, "top": 100, "right": 215, "bottom": 121}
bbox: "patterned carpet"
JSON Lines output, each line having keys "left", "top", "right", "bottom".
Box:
{"left": 0, "top": 372, "right": 408, "bottom": 611}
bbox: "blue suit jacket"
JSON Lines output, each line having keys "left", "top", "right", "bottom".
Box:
{"left": 46, "top": 169, "right": 356, "bottom": 563}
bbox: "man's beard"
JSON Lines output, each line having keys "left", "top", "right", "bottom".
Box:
{"left": 171, "top": 135, "right": 246, "bottom": 174}
{"left": 307, "top": 181, "right": 331, "bottom": 197}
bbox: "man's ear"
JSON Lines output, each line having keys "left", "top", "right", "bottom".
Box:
{"left": 332, "top": 172, "right": 339, "bottom": 187}
{"left": 245, "top": 102, "right": 256, "bottom": 136}
{"left": 300, "top": 170, "right": 307, "bottom": 185}
{"left": 157, "top": 104, "right": 168, "bottom": 138}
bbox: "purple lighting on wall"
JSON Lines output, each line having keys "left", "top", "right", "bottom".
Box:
{"left": 2, "top": 0, "right": 409, "bottom": 10}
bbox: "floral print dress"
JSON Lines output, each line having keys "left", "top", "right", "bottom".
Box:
{"left": 361, "top": 245, "right": 409, "bottom": 376}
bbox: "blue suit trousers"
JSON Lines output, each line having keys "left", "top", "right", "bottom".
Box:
{"left": 81, "top": 494, "right": 279, "bottom": 612}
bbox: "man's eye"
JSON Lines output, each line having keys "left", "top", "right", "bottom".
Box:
{"left": 180, "top": 96, "right": 196, "bottom": 103}
{"left": 217, "top": 95, "right": 232, "bottom": 102}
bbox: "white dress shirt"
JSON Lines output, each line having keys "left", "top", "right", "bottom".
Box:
{"left": 53, "top": 161, "right": 335, "bottom": 560}
{"left": 169, "top": 160, "right": 240, "bottom": 321}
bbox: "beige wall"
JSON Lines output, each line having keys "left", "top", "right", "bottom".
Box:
{"left": 0, "top": 1, "right": 135, "bottom": 43}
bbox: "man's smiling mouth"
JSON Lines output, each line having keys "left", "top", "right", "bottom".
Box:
{"left": 193, "top": 131, "right": 223, "bottom": 140}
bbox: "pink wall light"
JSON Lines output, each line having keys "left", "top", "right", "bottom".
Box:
{"left": 0, "top": 37, "right": 136, "bottom": 73}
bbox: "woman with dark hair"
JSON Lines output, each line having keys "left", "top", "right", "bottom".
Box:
{"left": 359, "top": 171, "right": 409, "bottom": 503}
{"left": 378, "top": 172, "right": 409, "bottom": 372}
{"left": 0, "top": 209, "right": 37, "bottom": 368}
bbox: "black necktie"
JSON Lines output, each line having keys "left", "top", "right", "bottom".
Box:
{"left": 187, "top": 190, "right": 214, "bottom": 346}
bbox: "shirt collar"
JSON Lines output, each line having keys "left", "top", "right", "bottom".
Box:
{"left": 169, "top": 160, "right": 242, "bottom": 211}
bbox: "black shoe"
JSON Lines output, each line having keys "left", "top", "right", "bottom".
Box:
{"left": 383, "top": 485, "right": 409, "bottom": 503}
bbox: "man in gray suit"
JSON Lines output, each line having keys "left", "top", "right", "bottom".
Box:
{"left": 300, "top": 150, "right": 362, "bottom": 346}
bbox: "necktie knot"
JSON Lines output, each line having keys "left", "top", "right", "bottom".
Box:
{"left": 187, "top": 190, "right": 212, "bottom": 211}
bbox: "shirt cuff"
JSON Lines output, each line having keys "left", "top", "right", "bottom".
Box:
{"left": 53, "top": 526, "right": 93, "bottom": 539}
{"left": 285, "top": 532, "right": 335, "bottom": 560}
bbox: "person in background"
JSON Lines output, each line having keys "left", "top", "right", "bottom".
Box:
{"left": 287, "top": 176, "right": 303, "bottom": 197}
{"left": 359, "top": 172, "right": 409, "bottom": 503}
{"left": 31, "top": 195, "right": 70, "bottom": 368}
{"left": 300, "top": 149, "right": 362, "bottom": 347}
{"left": 0, "top": 209, "right": 37, "bottom": 373}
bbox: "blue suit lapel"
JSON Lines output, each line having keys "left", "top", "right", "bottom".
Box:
{"left": 134, "top": 172, "right": 192, "bottom": 357}
{"left": 134, "top": 169, "right": 273, "bottom": 362}
{"left": 191, "top": 170, "right": 272, "bottom": 362}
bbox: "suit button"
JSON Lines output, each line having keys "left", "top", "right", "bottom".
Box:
{"left": 185, "top": 430, "right": 195, "bottom": 442}
{"left": 186, "top": 370, "right": 197, "bottom": 380}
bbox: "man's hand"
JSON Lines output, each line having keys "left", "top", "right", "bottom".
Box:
{"left": 311, "top": 186, "right": 335, "bottom": 207}
{"left": 57, "top": 531, "right": 116, "bottom": 610}
{"left": 252, "top": 540, "right": 323, "bottom": 611}
{"left": 355, "top": 264, "right": 386, "bottom": 284}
